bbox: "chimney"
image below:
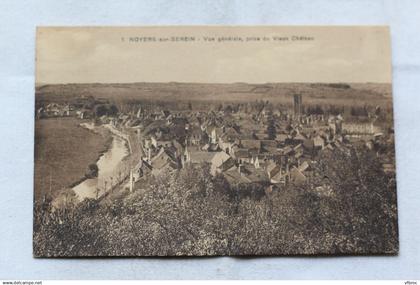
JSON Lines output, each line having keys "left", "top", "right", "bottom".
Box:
{"left": 184, "top": 147, "right": 190, "bottom": 164}
{"left": 238, "top": 164, "right": 244, "bottom": 176}
{"left": 129, "top": 169, "right": 133, "bottom": 192}
{"left": 147, "top": 147, "right": 151, "bottom": 162}
{"left": 254, "top": 156, "right": 260, "bottom": 169}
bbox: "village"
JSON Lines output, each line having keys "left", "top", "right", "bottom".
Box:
{"left": 36, "top": 92, "right": 395, "bottom": 200}
{"left": 31, "top": 26, "right": 400, "bottom": 258}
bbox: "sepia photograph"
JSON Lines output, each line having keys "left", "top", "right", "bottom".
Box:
{"left": 33, "top": 26, "right": 398, "bottom": 257}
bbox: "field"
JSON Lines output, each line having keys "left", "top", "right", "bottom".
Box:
{"left": 35, "top": 82, "right": 393, "bottom": 108}
{"left": 34, "top": 117, "right": 110, "bottom": 201}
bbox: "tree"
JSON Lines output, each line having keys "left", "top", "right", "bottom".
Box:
{"left": 86, "top": 163, "right": 99, "bottom": 178}
{"left": 94, "top": 104, "right": 119, "bottom": 117}
{"left": 108, "top": 104, "right": 119, "bottom": 116}
{"left": 267, "top": 117, "right": 276, "bottom": 140}
{"left": 33, "top": 143, "right": 397, "bottom": 256}
{"left": 94, "top": 104, "right": 108, "bottom": 117}
{"left": 224, "top": 105, "right": 233, "bottom": 114}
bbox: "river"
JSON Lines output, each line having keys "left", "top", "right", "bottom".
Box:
{"left": 72, "top": 124, "right": 130, "bottom": 201}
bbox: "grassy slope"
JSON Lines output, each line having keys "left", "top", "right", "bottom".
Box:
{"left": 34, "top": 117, "right": 109, "bottom": 201}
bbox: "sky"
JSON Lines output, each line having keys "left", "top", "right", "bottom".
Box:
{"left": 36, "top": 26, "right": 392, "bottom": 84}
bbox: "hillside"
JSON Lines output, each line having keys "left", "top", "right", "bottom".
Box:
{"left": 35, "top": 82, "right": 392, "bottom": 107}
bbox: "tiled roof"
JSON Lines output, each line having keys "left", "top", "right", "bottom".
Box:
{"left": 241, "top": 139, "right": 261, "bottom": 149}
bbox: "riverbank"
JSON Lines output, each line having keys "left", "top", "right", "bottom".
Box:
{"left": 68, "top": 135, "right": 113, "bottom": 189}
{"left": 71, "top": 122, "right": 130, "bottom": 201}
{"left": 103, "top": 124, "right": 132, "bottom": 153}
{"left": 34, "top": 117, "right": 111, "bottom": 202}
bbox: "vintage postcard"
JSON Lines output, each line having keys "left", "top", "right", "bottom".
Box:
{"left": 34, "top": 26, "right": 398, "bottom": 257}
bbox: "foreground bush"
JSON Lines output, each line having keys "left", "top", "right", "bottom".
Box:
{"left": 34, "top": 145, "right": 398, "bottom": 256}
